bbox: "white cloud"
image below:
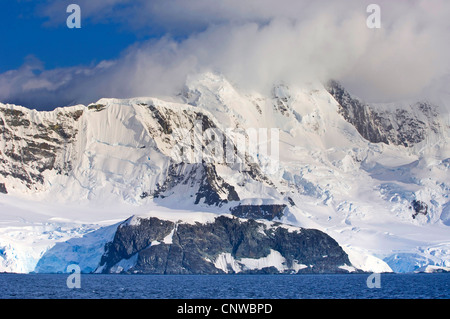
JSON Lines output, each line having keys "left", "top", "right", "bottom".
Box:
{"left": 1, "top": 0, "right": 449, "bottom": 109}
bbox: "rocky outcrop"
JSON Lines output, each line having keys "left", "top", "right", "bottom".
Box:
{"left": 326, "top": 80, "right": 440, "bottom": 147}
{"left": 0, "top": 105, "right": 81, "bottom": 189}
{"left": 150, "top": 162, "right": 240, "bottom": 206}
{"left": 410, "top": 200, "right": 428, "bottom": 219}
{"left": 97, "top": 215, "right": 354, "bottom": 274}
{"left": 0, "top": 101, "right": 268, "bottom": 205}
{"left": 230, "top": 204, "right": 286, "bottom": 220}
{"left": 194, "top": 163, "right": 240, "bottom": 205}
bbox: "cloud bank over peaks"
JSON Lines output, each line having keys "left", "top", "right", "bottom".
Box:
{"left": 1, "top": 0, "right": 449, "bottom": 110}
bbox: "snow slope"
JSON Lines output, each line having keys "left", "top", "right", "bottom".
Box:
{"left": 0, "top": 72, "right": 449, "bottom": 273}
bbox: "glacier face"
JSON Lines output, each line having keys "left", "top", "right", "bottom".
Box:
{"left": 0, "top": 72, "right": 449, "bottom": 273}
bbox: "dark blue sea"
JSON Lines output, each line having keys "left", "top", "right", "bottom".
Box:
{"left": 0, "top": 273, "right": 448, "bottom": 299}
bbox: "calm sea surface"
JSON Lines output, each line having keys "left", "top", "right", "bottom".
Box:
{"left": 0, "top": 273, "right": 448, "bottom": 299}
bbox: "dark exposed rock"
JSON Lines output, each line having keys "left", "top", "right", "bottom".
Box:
{"left": 241, "top": 162, "right": 274, "bottom": 187}
{"left": 230, "top": 204, "right": 286, "bottom": 221}
{"left": 100, "top": 217, "right": 174, "bottom": 264}
{"left": 325, "top": 80, "right": 439, "bottom": 147}
{"left": 141, "top": 103, "right": 275, "bottom": 207}
{"left": 87, "top": 104, "right": 106, "bottom": 112}
{"left": 148, "top": 103, "right": 216, "bottom": 137}
{"left": 70, "top": 110, "right": 84, "bottom": 121}
{"left": 1, "top": 109, "right": 25, "bottom": 117}
{"left": 410, "top": 200, "right": 428, "bottom": 219}
{"left": 1, "top": 109, "right": 31, "bottom": 127}
{"left": 148, "top": 104, "right": 174, "bottom": 134}
{"left": 151, "top": 162, "right": 240, "bottom": 206}
{"left": 140, "top": 192, "right": 149, "bottom": 199}
{"left": 48, "top": 124, "right": 71, "bottom": 139}
{"left": 287, "top": 197, "right": 295, "bottom": 206}
{"left": 194, "top": 163, "right": 240, "bottom": 205}
{"left": 272, "top": 84, "right": 291, "bottom": 116}
{"left": 0, "top": 165, "right": 33, "bottom": 185}
{"left": 0, "top": 183, "right": 7, "bottom": 194}
{"left": 196, "top": 112, "right": 216, "bottom": 131}
{"left": 0, "top": 105, "right": 78, "bottom": 188}
{"left": 97, "top": 215, "right": 353, "bottom": 274}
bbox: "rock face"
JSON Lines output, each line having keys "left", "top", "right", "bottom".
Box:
{"left": 411, "top": 200, "right": 428, "bottom": 219}
{"left": 0, "top": 98, "right": 275, "bottom": 208}
{"left": 230, "top": 204, "right": 286, "bottom": 220}
{"left": 152, "top": 162, "right": 240, "bottom": 206}
{"left": 0, "top": 106, "right": 81, "bottom": 190}
{"left": 97, "top": 215, "right": 354, "bottom": 274}
{"left": 1, "top": 73, "right": 449, "bottom": 275}
{"left": 326, "top": 80, "right": 441, "bottom": 147}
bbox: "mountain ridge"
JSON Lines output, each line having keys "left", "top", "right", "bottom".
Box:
{"left": 0, "top": 72, "right": 449, "bottom": 274}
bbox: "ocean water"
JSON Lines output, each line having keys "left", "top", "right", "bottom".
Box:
{"left": 0, "top": 273, "right": 448, "bottom": 299}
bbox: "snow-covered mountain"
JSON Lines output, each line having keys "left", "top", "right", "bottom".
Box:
{"left": 0, "top": 72, "right": 449, "bottom": 273}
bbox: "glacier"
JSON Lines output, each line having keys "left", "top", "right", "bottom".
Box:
{"left": 0, "top": 72, "right": 449, "bottom": 273}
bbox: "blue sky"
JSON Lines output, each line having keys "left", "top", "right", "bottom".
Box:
{"left": 0, "top": 1, "right": 144, "bottom": 73}
{"left": 0, "top": 0, "right": 448, "bottom": 110}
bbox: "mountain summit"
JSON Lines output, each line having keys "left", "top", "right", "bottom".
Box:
{"left": 0, "top": 72, "right": 449, "bottom": 273}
